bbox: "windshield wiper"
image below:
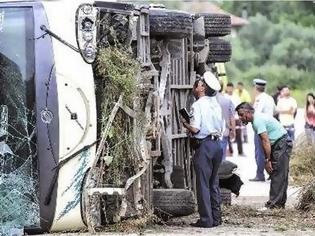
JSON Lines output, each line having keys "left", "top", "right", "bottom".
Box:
{"left": 40, "top": 25, "right": 80, "bottom": 53}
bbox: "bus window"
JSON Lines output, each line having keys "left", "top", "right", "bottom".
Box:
{"left": 0, "top": 7, "right": 39, "bottom": 231}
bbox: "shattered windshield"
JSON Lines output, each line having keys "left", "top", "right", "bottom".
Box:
{"left": 0, "top": 7, "right": 39, "bottom": 233}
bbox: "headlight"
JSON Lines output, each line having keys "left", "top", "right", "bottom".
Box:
{"left": 82, "top": 5, "right": 93, "bottom": 15}
{"left": 82, "top": 31, "right": 93, "bottom": 42}
{"left": 83, "top": 43, "right": 96, "bottom": 59}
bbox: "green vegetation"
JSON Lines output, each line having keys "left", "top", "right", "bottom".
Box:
{"left": 222, "top": 1, "right": 315, "bottom": 28}
{"left": 96, "top": 47, "right": 140, "bottom": 103}
{"left": 95, "top": 47, "right": 141, "bottom": 186}
{"left": 221, "top": 1, "right": 315, "bottom": 105}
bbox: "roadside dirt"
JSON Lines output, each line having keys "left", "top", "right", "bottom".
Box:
{"left": 45, "top": 205, "right": 315, "bottom": 236}
{"left": 152, "top": 205, "right": 315, "bottom": 234}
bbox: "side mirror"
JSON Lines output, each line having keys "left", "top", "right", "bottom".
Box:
{"left": 75, "top": 4, "right": 99, "bottom": 64}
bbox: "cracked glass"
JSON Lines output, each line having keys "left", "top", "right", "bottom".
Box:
{"left": 0, "top": 7, "right": 39, "bottom": 234}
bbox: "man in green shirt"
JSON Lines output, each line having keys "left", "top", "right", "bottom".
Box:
{"left": 235, "top": 102, "right": 293, "bottom": 209}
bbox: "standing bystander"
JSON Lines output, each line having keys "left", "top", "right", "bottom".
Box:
{"left": 304, "top": 93, "right": 315, "bottom": 141}
{"left": 225, "top": 82, "right": 244, "bottom": 156}
{"left": 235, "top": 81, "right": 251, "bottom": 143}
{"left": 272, "top": 86, "right": 284, "bottom": 121}
{"left": 235, "top": 81, "right": 251, "bottom": 103}
{"left": 251, "top": 78, "right": 275, "bottom": 181}
{"left": 236, "top": 102, "right": 293, "bottom": 209}
{"left": 217, "top": 80, "right": 236, "bottom": 160}
{"left": 276, "top": 86, "right": 297, "bottom": 140}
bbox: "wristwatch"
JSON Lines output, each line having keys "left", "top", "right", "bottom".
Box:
{"left": 265, "top": 159, "right": 271, "bottom": 163}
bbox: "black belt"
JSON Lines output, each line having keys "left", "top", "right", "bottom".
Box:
{"left": 190, "top": 135, "right": 220, "bottom": 150}
{"left": 272, "top": 134, "right": 288, "bottom": 148}
{"left": 200, "top": 134, "right": 220, "bottom": 141}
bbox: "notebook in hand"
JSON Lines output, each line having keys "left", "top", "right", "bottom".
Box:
{"left": 179, "top": 108, "right": 191, "bottom": 123}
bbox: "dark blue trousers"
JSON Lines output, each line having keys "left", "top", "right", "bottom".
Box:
{"left": 284, "top": 125, "right": 295, "bottom": 140}
{"left": 254, "top": 134, "right": 265, "bottom": 180}
{"left": 193, "top": 139, "right": 223, "bottom": 227}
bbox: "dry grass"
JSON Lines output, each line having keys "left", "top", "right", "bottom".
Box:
{"left": 222, "top": 205, "right": 315, "bottom": 230}
{"left": 153, "top": 206, "right": 315, "bottom": 232}
{"left": 290, "top": 133, "right": 315, "bottom": 185}
{"left": 290, "top": 133, "right": 315, "bottom": 211}
{"left": 297, "top": 180, "right": 315, "bottom": 211}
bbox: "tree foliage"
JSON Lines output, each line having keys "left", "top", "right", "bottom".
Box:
{"left": 221, "top": 2, "right": 315, "bottom": 100}
{"left": 222, "top": 1, "right": 315, "bottom": 28}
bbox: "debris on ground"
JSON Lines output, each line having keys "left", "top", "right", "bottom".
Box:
{"left": 97, "top": 213, "right": 160, "bottom": 233}
{"left": 161, "top": 206, "right": 315, "bottom": 232}
{"left": 222, "top": 205, "right": 315, "bottom": 230}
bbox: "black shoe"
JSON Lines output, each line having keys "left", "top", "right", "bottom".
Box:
{"left": 249, "top": 177, "right": 265, "bottom": 182}
{"left": 265, "top": 201, "right": 271, "bottom": 208}
{"left": 213, "top": 220, "right": 222, "bottom": 227}
{"left": 265, "top": 201, "right": 285, "bottom": 209}
{"left": 190, "top": 220, "right": 212, "bottom": 228}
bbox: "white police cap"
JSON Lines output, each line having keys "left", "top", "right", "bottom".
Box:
{"left": 203, "top": 71, "right": 221, "bottom": 91}
{"left": 253, "top": 78, "right": 267, "bottom": 86}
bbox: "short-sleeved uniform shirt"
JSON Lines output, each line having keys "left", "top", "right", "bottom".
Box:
{"left": 190, "top": 96, "right": 223, "bottom": 139}
{"left": 254, "top": 92, "right": 275, "bottom": 117}
{"left": 252, "top": 113, "right": 287, "bottom": 145}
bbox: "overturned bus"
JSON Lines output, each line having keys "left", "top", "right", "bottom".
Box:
{"left": 0, "top": 0, "right": 231, "bottom": 234}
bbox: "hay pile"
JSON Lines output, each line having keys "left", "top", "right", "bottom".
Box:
{"left": 297, "top": 181, "right": 315, "bottom": 211}
{"left": 290, "top": 133, "right": 315, "bottom": 185}
{"left": 290, "top": 133, "right": 315, "bottom": 211}
{"left": 95, "top": 47, "right": 141, "bottom": 187}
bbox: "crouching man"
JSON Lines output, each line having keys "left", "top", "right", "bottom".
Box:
{"left": 235, "top": 102, "right": 293, "bottom": 209}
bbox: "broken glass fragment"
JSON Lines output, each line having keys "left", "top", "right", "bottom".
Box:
{"left": 0, "top": 7, "right": 39, "bottom": 234}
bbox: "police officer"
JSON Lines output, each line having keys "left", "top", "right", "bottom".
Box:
{"left": 236, "top": 102, "right": 292, "bottom": 208}
{"left": 251, "top": 78, "right": 275, "bottom": 181}
{"left": 182, "top": 71, "right": 223, "bottom": 228}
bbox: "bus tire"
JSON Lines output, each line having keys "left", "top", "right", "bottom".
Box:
{"left": 150, "top": 9, "right": 193, "bottom": 39}
{"left": 153, "top": 189, "right": 196, "bottom": 217}
{"left": 207, "top": 37, "right": 232, "bottom": 63}
{"left": 195, "top": 13, "right": 231, "bottom": 37}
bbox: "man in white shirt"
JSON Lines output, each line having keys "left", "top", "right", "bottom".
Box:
{"left": 251, "top": 78, "right": 275, "bottom": 181}
{"left": 182, "top": 71, "right": 223, "bottom": 228}
{"left": 276, "top": 86, "right": 297, "bottom": 140}
{"left": 253, "top": 79, "right": 275, "bottom": 116}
